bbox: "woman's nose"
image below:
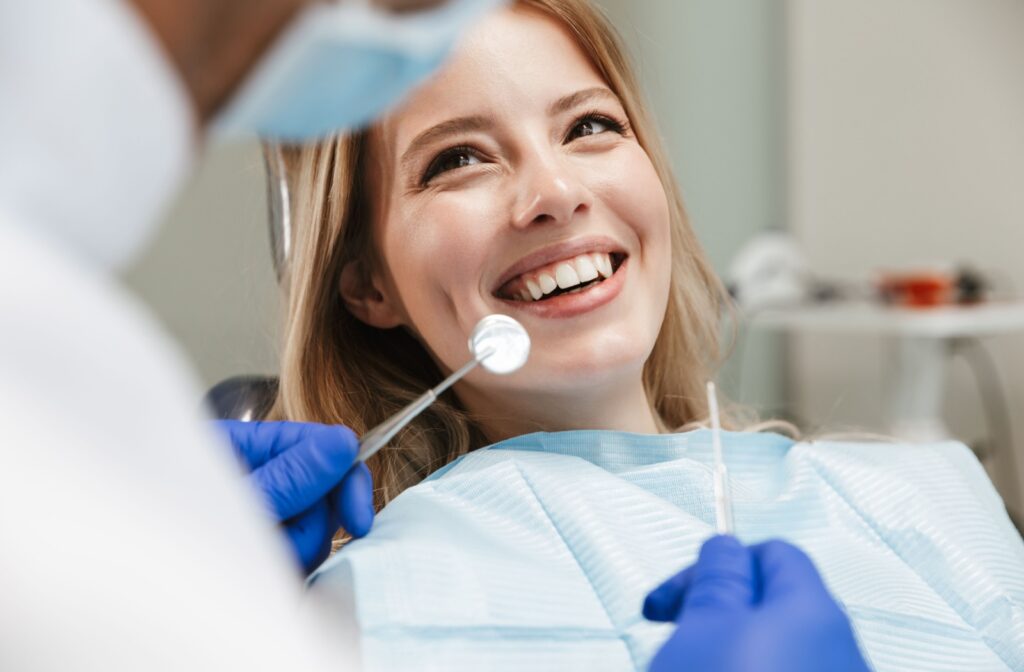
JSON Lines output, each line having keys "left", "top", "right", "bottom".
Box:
{"left": 511, "top": 157, "right": 592, "bottom": 229}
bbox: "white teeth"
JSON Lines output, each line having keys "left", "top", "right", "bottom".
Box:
{"left": 593, "top": 253, "right": 613, "bottom": 278}
{"left": 504, "top": 252, "right": 619, "bottom": 303}
{"left": 573, "top": 255, "right": 599, "bottom": 283}
{"left": 538, "top": 273, "right": 558, "bottom": 295}
{"left": 555, "top": 263, "right": 580, "bottom": 289}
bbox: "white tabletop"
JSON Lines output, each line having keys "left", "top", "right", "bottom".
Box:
{"left": 745, "top": 301, "right": 1024, "bottom": 338}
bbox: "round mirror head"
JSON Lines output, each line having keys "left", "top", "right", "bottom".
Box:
{"left": 468, "top": 314, "right": 530, "bottom": 375}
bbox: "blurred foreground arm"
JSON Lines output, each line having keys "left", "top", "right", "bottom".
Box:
{"left": 644, "top": 536, "right": 871, "bottom": 672}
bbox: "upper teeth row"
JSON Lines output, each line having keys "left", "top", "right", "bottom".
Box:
{"left": 513, "top": 252, "right": 615, "bottom": 302}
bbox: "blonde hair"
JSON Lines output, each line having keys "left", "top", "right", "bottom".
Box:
{"left": 269, "top": 0, "right": 742, "bottom": 508}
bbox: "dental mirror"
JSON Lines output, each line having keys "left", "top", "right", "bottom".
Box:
{"left": 469, "top": 314, "right": 531, "bottom": 375}
{"left": 357, "top": 314, "right": 530, "bottom": 462}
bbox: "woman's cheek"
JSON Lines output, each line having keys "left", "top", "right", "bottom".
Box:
{"left": 389, "top": 196, "right": 499, "bottom": 319}
{"left": 592, "top": 147, "right": 669, "bottom": 245}
{"left": 634, "top": 158, "right": 669, "bottom": 240}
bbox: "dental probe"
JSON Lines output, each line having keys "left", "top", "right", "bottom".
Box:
{"left": 707, "top": 381, "right": 735, "bottom": 536}
{"left": 356, "top": 315, "right": 530, "bottom": 463}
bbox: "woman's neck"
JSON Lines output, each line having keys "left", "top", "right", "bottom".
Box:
{"left": 455, "top": 373, "right": 662, "bottom": 445}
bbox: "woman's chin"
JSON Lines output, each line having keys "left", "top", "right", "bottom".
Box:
{"left": 508, "top": 351, "right": 650, "bottom": 394}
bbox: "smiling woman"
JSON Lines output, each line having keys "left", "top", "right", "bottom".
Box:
{"left": 269, "top": 0, "right": 725, "bottom": 504}
{"left": 267, "top": 2, "right": 1024, "bottom": 670}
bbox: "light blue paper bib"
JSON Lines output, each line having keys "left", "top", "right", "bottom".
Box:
{"left": 309, "top": 430, "right": 1024, "bottom": 671}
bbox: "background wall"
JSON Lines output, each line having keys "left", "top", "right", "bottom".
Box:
{"left": 786, "top": 0, "right": 1024, "bottom": 511}
{"left": 122, "top": 141, "right": 280, "bottom": 389}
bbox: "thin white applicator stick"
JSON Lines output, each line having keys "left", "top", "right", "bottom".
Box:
{"left": 707, "top": 381, "right": 735, "bottom": 536}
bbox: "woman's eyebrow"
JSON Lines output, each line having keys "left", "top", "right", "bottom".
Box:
{"left": 400, "top": 115, "right": 491, "bottom": 172}
{"left": 548, "top": 86, "right": 618, "bottom": 116}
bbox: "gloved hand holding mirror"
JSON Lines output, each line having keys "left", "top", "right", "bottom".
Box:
{"left": 216, "top": 420, "right": 374, "bottom": 574}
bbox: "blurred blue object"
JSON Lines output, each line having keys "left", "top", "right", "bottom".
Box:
{"left": 214, "top": 0, "right": 507, "bottom": 140}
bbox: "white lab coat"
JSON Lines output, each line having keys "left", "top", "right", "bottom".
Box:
{"left": 0, "top": 1, "right": 351, "bottom": 670}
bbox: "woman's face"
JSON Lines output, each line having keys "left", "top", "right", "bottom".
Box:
{"left": 359, "top": 7, "right": 672, "bottom": 406}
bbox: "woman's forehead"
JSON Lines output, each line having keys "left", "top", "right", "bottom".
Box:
{"left": 383, "top": 6, "right": 610, "bottom": 150}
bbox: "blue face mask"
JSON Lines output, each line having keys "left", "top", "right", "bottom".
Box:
{"left": 213, "top": 0, "right": 506, "bottom": 141}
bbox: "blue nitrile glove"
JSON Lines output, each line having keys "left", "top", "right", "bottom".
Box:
{"left": 644, "top": 536, "right": 871, "bottom": 672}
{"left": 216, "top": 420, "right": 375, "bottom": 574}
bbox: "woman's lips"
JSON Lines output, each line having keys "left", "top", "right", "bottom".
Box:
{"left": 495, "top": 256, "right": 628, "bottom": 319}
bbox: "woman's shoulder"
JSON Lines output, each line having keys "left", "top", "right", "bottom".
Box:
{"left": 795, "top": 437, "right": 994, "bottom": 494}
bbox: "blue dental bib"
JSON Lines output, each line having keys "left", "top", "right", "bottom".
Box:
{"left": 309, "top": 430, "right": 1024, "bottom": 671}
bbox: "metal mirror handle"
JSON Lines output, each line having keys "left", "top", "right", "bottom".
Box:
{"left": 263, "top": 143, "right": 292, "bottom": 285}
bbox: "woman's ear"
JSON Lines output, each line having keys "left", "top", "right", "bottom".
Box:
{"left": 340, "top": 261, "right": 404, "bottom": 329}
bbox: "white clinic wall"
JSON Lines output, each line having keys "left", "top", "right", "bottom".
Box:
{"left": 121, "top": 141, "right": 281, "bottom": 390}
{"left": 786, "top": 0, "right": 1024, "bottom": 510}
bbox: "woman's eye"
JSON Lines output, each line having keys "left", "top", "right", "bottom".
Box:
{"left": 422, "top": 146, "right": 483, "bottom": 184}
{"left": 565, "top": 114, "right": 624, "bottom": 142}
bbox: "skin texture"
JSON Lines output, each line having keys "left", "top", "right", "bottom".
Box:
{"left": 128, "top": 0, "right": 449, "bottom": 124}
{"left": 342, "top": 7, "right": 673, "bottom": 442}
